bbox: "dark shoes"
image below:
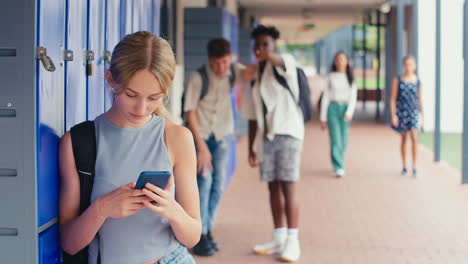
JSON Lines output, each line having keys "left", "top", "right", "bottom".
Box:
{"left": 193, "top": 232, "right": 219, "bottom": 256}
{"left": 207, "top": 231, "right": 219, "bottom": 252}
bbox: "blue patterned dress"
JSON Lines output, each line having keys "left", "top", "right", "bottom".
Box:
{"left": 392, "top": 76, "right": 420, "bottom": 133}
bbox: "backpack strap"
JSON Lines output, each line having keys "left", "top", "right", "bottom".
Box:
{"left": 62, "top": 120, "right": 97, "bottom": 264}
{"left": 70, "top": 120, "right": 97, "bottom": 214}
{"left": 272, "top": 66, "right": 298, "bottom": 104}
{"left": 197, "top": 65, "right": 210, "bottom": 102}
{"left": 198, "top": 63, "right": 237, "bottom": 102}
{"left": 228, "top": 63, "right": 236, "bottom": 89}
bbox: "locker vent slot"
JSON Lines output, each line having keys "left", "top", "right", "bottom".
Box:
{"left": 0, "top": 228, "right": 18, "bottom": 236}
{"left": 0, "top": 109, "right": 16, "bottom": 117}
{"left": 0, "top": 48, "right": 16, "bottom": 57}
{"left": 0, "top": 169, "right": 17, "bottom": 177}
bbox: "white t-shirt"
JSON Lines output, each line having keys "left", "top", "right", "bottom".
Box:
{"left": 320, "top": 72, "right": 358, "bottom": 121}
{"left": 241, "top": 54, "right": 304, "bottom": 160}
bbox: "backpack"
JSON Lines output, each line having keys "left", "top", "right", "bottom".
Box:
{"left": 271, "top": 66, "right": 313, "bottom": 122}
{"left": 61, "top": 121, "right": 99, "bottom": 264}
{"left": 181, "top": 64, "right": 236, "bottom": 120}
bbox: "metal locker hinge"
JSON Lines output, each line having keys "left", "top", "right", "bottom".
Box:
{"left": 36, "top": 46, "right": 56, "bottom": 72}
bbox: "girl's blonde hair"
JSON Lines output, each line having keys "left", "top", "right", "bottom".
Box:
{"left": 109, "top": 31, "right": 175, "bottom": 120}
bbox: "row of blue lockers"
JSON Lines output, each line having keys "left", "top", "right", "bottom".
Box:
{"left": 36, "top": 0, "right": 161, "bottom": 263}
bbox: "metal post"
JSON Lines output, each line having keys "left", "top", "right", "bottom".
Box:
{"left": 160, "top": 0, "right": 168, "bottom": 38}
{"left": 413, "top": 0, "right": 419, "bottom": 74}
{"left": 316, "top": 41, "right": 322, "bottom": 75}
{"left": 396, "top": 1, "right": 404, "bottom": 76}
{"left": 352, "top": 25, "right": 356, "bottom": 64}
{"left": 435, "top": 0, "right": 441, "bottom": 162}
{"left": 384, "top": 11, "right": 392, "bottom": 125}
{"left": 376, "top": 10, "right": 382, "bottom": 121}
{"left": 363, "top": 12, "right": 367, "bottom": 110}
{"left": 463, "top": 0, "right": 468, "bottom": 183}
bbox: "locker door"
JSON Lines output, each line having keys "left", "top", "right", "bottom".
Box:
{"left": 87, "top": 0, "right": 106, "bottom": 120}
{"left": 152, "top": 0, "right": 161, "bottom": 35}
{"left": 36, "top": 0, "right": 65, "bottom": 263}
{"left": 120, "top": 0, "right": 134, "bottom": 38}
{"left": 65, "top": 0, "right": 88, "bottom": 130}
{"left": 105, "top": 0, "right": 121, "bottom": 110}
{"left": 133, "top": 0, "right": 153, "bottom": 32}
{"left": 37, "top": 0, "right": 65, "bottom": 233}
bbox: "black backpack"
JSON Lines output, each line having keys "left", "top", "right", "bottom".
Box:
{"left": 61, "top": 121, "right": 99, "bottom": 264}
{"left": 272, "top": 66, "right": 313, "bottom": 122}
{"left": 181, "top": 64, "right": 236, "bottom": 120}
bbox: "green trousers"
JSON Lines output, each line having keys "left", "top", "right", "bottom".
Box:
{"left": 327, "top": 102, "right": 350, "bottom": 170}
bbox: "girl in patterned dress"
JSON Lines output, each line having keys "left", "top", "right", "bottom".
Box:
{"left": 390, "top": 55, "right": 424, "bottom": 177}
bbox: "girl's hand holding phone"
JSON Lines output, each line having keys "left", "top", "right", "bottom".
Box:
{"left": 142, "top": 175, "right": 182, "bottom": 221}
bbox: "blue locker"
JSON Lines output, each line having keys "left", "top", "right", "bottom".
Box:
{"left": 104, "top": 0, "right": 121, "bottom": 110}
{"left": 230, "top": 14, "right": 239, "bottom": 55}
{"left": 120, "top": 0, "right": 133, "bottom": 38}
{"left": 152, "top": 0, "right": 161, "bottom": 35}
{"left": 87, "top": 0, "right": 106, "bottom": 120}
{"left": 226, "top": 87, "right": 238, "bottom": 187}
{"left": 65, "top": 0, "right": 88, "bottom": 130}
{"left": 133, "top": 0, "right": 151, "bottom": 32}
{"left": 37, "top": 0, "right": 65, "bottom": 229}
{"left": 36, "top": 0, "right": 65, "bottom": 263}
{"left": 38, "top": 224, "right": 61, "bottom": 264}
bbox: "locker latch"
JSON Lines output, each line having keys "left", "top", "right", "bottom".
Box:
{"left": 63, "top": 50, "right": 73, "bottom": 61}
{"left": 86, "top": 50, "right": 94, "bottom": 76}
{"left": 36, "top": 46, "right": 56, "bottom": 72}
{"left": 103, "top": 50, "right": 111, "bottom": 64}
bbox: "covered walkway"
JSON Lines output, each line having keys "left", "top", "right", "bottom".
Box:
{"left": 194, "top": 120, "right": 468, "bottom": 263}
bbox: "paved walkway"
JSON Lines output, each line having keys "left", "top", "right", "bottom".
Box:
{"left": 193, "top": 120, "right": 468, "bottom": 264}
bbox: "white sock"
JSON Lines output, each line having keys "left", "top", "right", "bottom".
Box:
{"left": 287, "top": 228, "right": 299, "bottom": 239}
{"left": 273, "top": 227, "right": 287, "bottom": 240}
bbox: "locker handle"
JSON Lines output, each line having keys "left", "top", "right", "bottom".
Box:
{"left": 103, "top": 50, "right": 111, "bottom": 64}
{"left": 0, "top": 109, "right": 16, "bottom": 117}
{"left": 0, "top": 228, "right": 18, "bottom": 236}
{"left": 0, "top": 168, "right": 17, "bottom": 177}
{"left": 36, "top": 46, "right": 56, "bottom": 72}
{"left": 86, "top": 50, "right": 94, "bottom": 76}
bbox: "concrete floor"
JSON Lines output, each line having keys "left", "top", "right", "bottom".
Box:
{"left": 192, "top": 120, "right": 468, "bottom": 264}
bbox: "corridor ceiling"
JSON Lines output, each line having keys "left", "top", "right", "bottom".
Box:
{"left": 239, "top": 0, "right": 386, "bottom": 44}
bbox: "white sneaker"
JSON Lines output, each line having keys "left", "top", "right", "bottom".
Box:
{"left": 253, "top": 236, "right": 286, "bottom": 255}
{"left": 280, "top": 236, "right": 301, "bottom": 262}
{"left": 336, "top": 169, "right": 345, "bottom": 177}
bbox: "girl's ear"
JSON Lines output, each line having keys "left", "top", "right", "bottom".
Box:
{"left": 106, "top": 70, "right": 116, "bottom": 88}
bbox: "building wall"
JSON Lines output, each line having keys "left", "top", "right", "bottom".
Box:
{"left": 440, "top": 0, "right": 464, "bottom": 133}
{"left": 417, "top": 0, "right": 436, "bottom": 132}
{"left": 418, "top": 0, "right": 464, "bottom": 133}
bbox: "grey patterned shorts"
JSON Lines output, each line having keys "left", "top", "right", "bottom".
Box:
{"left": 260, "top": 135, "right": 303, "bottom": 182}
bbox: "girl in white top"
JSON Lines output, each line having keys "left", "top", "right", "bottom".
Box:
{"left": 320, "top": 52, "right": 358, "bottom": 177}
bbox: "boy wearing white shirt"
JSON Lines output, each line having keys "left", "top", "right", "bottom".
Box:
{"left": 241, "top": 25, "right": 303, "bottom": 263}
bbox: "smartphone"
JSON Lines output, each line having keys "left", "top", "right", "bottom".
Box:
{"left": 135, "top": 171, "right": 171, "bottom": 189}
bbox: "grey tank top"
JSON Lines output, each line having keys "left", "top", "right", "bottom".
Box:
{"left": 88, "top": 114, "right": 180, "bottom": 264}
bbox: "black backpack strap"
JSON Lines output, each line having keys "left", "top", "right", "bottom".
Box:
{"left": 272, "top": 66, "right": 297, "bottom": 104}
{"left": 198, "top": 64, "right": 236, "bottom": 101}
{"left": 62, "top": 120, "right": 97, "bottom": 264}
{"left": 229, "top": 63, "right": 236, "bottom": 89}
{"left": 70, "top": 120, "right": 97, "bottom": 214}
{"left": 197, "top": 65, "right": 210, "bottom": 101}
